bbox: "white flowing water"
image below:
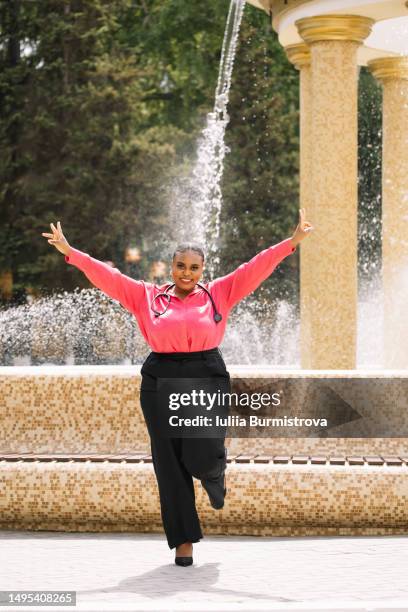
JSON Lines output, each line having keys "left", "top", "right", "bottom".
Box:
{"left": 193, "top": 0, "right": 246, "bottom": 275}
{"left": 1, "top": 0, "right": 404, "bottom": 368}
{"left": 168, "top": 0, "right": 246, "bottom": 277}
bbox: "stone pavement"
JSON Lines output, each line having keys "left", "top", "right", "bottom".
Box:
{"left": 1, "top": 530, "right": 408, "bottom": 611}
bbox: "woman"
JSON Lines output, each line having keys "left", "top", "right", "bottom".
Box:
{"left": 41, "top": 208, "right": 313, "bottom": 566}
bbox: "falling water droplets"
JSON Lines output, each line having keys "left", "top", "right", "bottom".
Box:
{"left": 167, "top": 0, "right": 246, "bottom": 278}
{"left": 0, "top": 289, "right": 149, "bottom": 366}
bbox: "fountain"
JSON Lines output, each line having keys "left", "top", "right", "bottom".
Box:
{"left": 2, "top": 1, "right": 406, "bottom": 369}
{"left": 0, "top": 0, "right": 299, "bottom": 368}
{"left": 1, "top": 0, "right": 408, "bottom": 538}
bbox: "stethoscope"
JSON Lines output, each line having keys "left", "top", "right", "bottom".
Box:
{"left": 151, "top": 283, "right": 222, "bottom": 323}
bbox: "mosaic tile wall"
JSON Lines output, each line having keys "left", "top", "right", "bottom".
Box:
{"left": 1, "top": 366, "right": 407, "bottom": 455}
{"left": 1, "top": 366, "right": 408, "bottom": 534}
{"left": 1, "top": 367, "right": 149, "bottom": 453}
{"left": 1, "top": 461, "right": 408, "bottom": 535}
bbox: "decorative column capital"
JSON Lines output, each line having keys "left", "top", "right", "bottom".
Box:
{"left": 368, "top": 57, "right": 408, "bottom": 82}
{"left": 285, "top": 43, "right": 311, "bottom": 69}
{"left": 296, "top": 14, "right": 374, "bottom": 45}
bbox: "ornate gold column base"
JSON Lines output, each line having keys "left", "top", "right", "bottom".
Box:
{"left": 368, "top": 57, "right": 408, "bottom": 368}
{"left": 295, "top": 15, "right": 373, "bottom": 369}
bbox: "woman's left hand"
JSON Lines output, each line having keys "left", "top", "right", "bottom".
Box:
{"left": 290, "top": 208, "right": 314, "bottom": 248}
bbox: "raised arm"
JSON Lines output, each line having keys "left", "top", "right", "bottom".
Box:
{"left": 42, "top": 221, "right": 145, "bottom": 315}
{"left": 209, "top": 208, "right": 314, "bottom": 311}
{"left": 64, "top": 247, "right": 145, "bottom": 314}
{"left": 209, "top": 237, "right": 296, "bottom": 311}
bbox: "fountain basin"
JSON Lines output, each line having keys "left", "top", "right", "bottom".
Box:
{"left": 1, "top": 458, "right": 408, "bottom": 535}
{"left": 1, "top": 366, "right": 408, "bottom": 534}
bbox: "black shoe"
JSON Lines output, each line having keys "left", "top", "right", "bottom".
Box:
{"left": 175, "top": 556, "right": 193, "bottom": 566}
{"left": 201, "top": 448, "right": 227, "bottom": 510}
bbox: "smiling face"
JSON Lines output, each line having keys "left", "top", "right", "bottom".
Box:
{"left": 171, "top": 249, "right": 205, "bottom": 294}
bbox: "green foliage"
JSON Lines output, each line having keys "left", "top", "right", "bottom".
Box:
{"left": 0, "top": 0, "right": 172, "bottom": 297}
{"left": 116, "top": 0, "right": 230, "bottom": 129}
{"left": 219, "top": 7, "right": 300, "bottom": 303}
{"left": 0, "top": 0, "right": 381, "bottom": 307}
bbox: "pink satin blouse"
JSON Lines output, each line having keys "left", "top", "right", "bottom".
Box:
{"left": 65, "top": 238, "right": 296, "bottom": 353}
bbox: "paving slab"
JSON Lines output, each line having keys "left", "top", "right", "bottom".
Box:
{"left": 0, "top": 531, "right": 408, "bottom": 611}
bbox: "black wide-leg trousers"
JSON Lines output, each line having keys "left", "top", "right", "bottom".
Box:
{"left": 139, "top": 346, "right": 231, "bottom": 550}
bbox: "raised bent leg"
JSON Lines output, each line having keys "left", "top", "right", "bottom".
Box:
{"left": 181, "top": 436, "right": 227, "bottom": 480}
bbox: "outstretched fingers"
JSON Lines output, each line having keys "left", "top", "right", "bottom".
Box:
{"left": 42, "top": 221, "right": 63, "bottom": 244}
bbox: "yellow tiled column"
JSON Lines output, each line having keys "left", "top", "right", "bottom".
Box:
{"left": 295, "top": 15, "right": 373, "bottom": 369}
{"left": 285, "top": 44, "right": 314, "bottom": 367}
{"left": 368, "top": 57, "right": 408, "bottom": 368}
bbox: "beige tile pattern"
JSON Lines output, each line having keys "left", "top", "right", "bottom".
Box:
{"left": 2, "top": 368, "right": 408, "bottom": 454}
{"left": 294, "top": 15, "right": 372, "bottom": 369}
{"left": 1, "top": 367, "right": 408, "bottom": 534}
{"left": 1, "top": 370, "right": 149, "bottom": 452}
{"left": 306, "top": 37, "right": 360, "bottom": 369}
{"left": 1, "top": 461, "right": 408, "bottom": 536}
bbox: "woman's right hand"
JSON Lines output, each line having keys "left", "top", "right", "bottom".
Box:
{"left": 41, "top": 221, "right": 71, "bottom": 256}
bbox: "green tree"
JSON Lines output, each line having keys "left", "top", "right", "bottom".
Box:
{"left": 0, "top": 0, "right": 176, "bottom": 301}
{"left": 219, "top": 6, "right": 300, "bottom": 303}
